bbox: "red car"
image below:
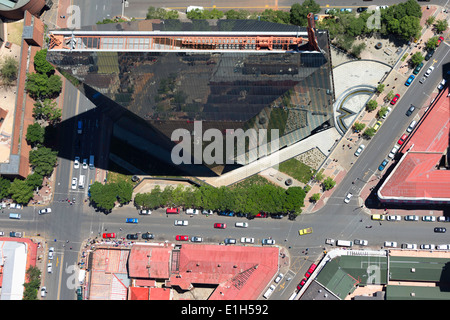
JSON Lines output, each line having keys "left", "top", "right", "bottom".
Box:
{"left": 102, "top": 233, "right": 116, "bottom": 238}
{"left": 214, "top": 223, "right": 227, "bottom": 229}
{"left": 176, "top": 235, "right": 189, "bottom": 241}
{"left": 255, "top": 212, "right": 268, "bottom": 218}
{"left": 305, "top": 263, "right": 317, "bottom": 278}
{"left": 390, "top": 94, "right": 400, "bottom": 105}
{"left": 398, "top": 133, "right": 408, "bottom": 145}
{"left": 297, "top": 278, "right": 307, "bottom": 291}
{"left": 437, "top": 36, "right": 444, "bottom": 46}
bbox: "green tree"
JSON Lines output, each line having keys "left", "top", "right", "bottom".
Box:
{"left": 1, "top": 56, "right": 18, "bottom": 85}
{"left": 289, "top": 0, "right": 320, "bottom": 26}
{"left": 378, "top": 107, "right": 389, "bottom": 119}
{"left": 366, "top": 99, "right": 378, "bottom": 112}
{"left": 386, "top": 90, "right": 395, "bottom": 102}
{"left": 26, "top": 123, "right": 45, "bottom": 146}
{"left": 426, "top": 36, "right": 439, "bottom": 50}
{"left": 29, "top": 146, "right": 58, "bottom": 177}
{"left": 33, "top": 99, "right": 62, "bottom": 123}
{"left": 47, "top": 74, "right": 62, "bottom": 97}
{"left": 426, "top": 16, "right": 435, "bottom": 27}
{"left": 310, "top": 193, "right": 320, "bottom": 202}
{"left": 26, "top": 172, "right": 44, "bottom": 190}
{"left": 0, "top": 176, "right": 11, "bottom": 199}
{"left": 322, "top": 177, "right": 336, "bottom": 191}
{"left": 410, "top": 52, "right": 424, "bottom": 66}
{"left": 363, "top": 127, "right": 376, "bottom": 138}
{"left": 23, "top": 266, "right": 41, "bottom": 300}
{"left": 33, "top": 49, "right": 54, "bottom": 75}
{"left": 398, "top": 16, "right": 421, "bottom": 40}
{"left": 434, "top": 19, "right": 448, "bottom": 33}
{"left": 116, "top": 180, "right": 133, "bottom": 205}
{"left": 225, "top": 9, "right": 250, "bottom": 19}
{"left": 9, "top": 179, "right": 34, "bottom": 205}
{"left": 376, "top": 84, "right": 385, "bottom": 94}
{"left": 25, "top": 72, "right": 49, "bottom": 99}
{"left": 260, "top": 9, "right": 290, "bottom": 24}
{"left": 353, "top": 122, "right": 366, "bottom": 132}
{"left": 89, "top": 182, "right": 117, "bottom": 212}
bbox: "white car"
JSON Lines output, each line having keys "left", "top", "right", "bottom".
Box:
{"left": 344, "top": 193, "right": 353, "bottom": 204}
{"left": 424, "top": 66, "right": 434, "bottom": 77}
{"left": 191, "top": 236, "right": 203, "bottom": 242}
{"left": 354, "top": 145, "right": 365, "bottom": 157}
{"left": 47, "top": 263, "right": 53, "bottom": 273}
{"left": 437, "top": 79, "right": 446, "bottom": 90}
{"left": 422, "top": 216, "right": 436, "bottom": 222}
{"left": 0, "top": 231, "right": 4, "bottom": 236}
{"left": 401, "top": 243, "right": 417, "bottom": 249}
{"left": 274, "top": 273, "right": 284, "bottom": 283}
{"left": 40, "top": 287, "right": 47, "bottom": 298}
{"left": 39, "top": 208, "right": 52, "bottom": 215}
{"left": 436, "top": 244, "right": 450, "bottom": 250}
{"left": 174, "top": 220, "right": 188, "bottom": 226}
{"left": 354, "top": 239, "right": 368, "bottom": 246}
{"left": 382, "top": 107, "right": 392, "bottom": 119}
{"left": 262, "top": 238, "right": 275, "bottom": 245}
{"left": 386, "top": 215, "right": 401, "bottom": 221}
{"left": 82, "top": 159, "right": 88, "bottom": 169}
{"left": 438, "top": 216, "right": 450, "bottom": 222}
{"left": 240, "top": 237, "right": 255, "bottom": 244}
{"left": 388, "top": 146, "right": 399, "bottom": 159}
{"left": 74, "top": 157, "right": 80, "bottom": 169}
{"left": 202, "top": 210, "right": 214, "bottom": 215}
{"left": 420, "top": 244, "right": 435, "bottom": 250}
{"left": 235, "top": 222, "right": 248, "bottom": 228}
{"left": 376, "top": 5, "right": 389, "bottom": 10}
{"left": 71, "top": 177, "right": 77, "bottom": 190}
{"left": 405, "top": 215, "right": 419, "bottom": 221}
{"left": 186, "top": 208, "right": 200, "bottom": 215}
{"left": 48, "top": 251, "right": 54, "bottom": 260}
{"left": 9, "top": 203, "right": 22, "bottom": 209}
{"left": 384, "top": 241, "right": 397, "bottom": 248}
{"left": 139, "top": 209, "right": 152, "bottom": 215}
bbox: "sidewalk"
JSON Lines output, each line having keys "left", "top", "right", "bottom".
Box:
{"left": 305, "top": 5, "right": 448, "bottom": 216}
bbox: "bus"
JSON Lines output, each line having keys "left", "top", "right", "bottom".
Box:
{"left": 79, "top": 175, "right": 85, "bottom": 189}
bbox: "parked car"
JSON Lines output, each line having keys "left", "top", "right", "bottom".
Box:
{"left": 438, "top": 216, "right": 450, "bottom": 222}
{"left": 436, "top": 244, "right": 450, "bottom": 250}
{"left": 371, "top": 214, "right": 385, "bottom": 220}
{"left": 406, "top": 105, "right": 415, "bottom": 116}
{"left": 325, "top": 238, "right": 335, "bottom": 245}
{"left": 340, "top": 8, "right": 352, "bottom": 12}
{"left": 434, "top": 227, "right": 447, "bottom": 233}
{"left": 218, "top": 211, "right": 235, "bottom": 217}
{"left": 425, "top": 66, "right": 435, "bottom": 77}
{"left": 422, "top": 216, "right": 436, "bottom": 222}
{"left": 344, "top": 193, "right": 353, "bottom": 203}
{"left": 186, "top": 208, "right": 200, "bottom": 215}
{"left": 406, "top": 120, "right": 417, "bottom": 133}
{"left": 405, "top": 74, "right": 415, "bottom": 86}
{"left": 224, "top": 238, "right": 236, "bottom": 244}
{"left": 354, "top": 144, "right": 365, "bottom": 157}
{"left": 191, "top": 236, "right": 203, "bottom": 242}
{"left": 398, "top": 134, "right": 408, "bottom": 145}
{"left": 174, "top": 220, "right": 188, "bottom": 226}
{"left": 41, "top": 287, "right": 47, "bottom": 298}
{"left": 126, "top": 234, "right": 139, "bottom": 240}
{"left": 401, "top": 243, "right": 417, "bottom": 249}
{"left": 437, "top": 79, "right": 446, "bottom": 90}
{"left": 437, "top": 36, "right": 444, "bottom": 46}
{"left": 214, "top": 223, "right": 226, "bottom": 229}
{"left": 378, "top": 159, "right": 389, "bottom": 171}
{"left": 275, "top": 273, "right": 284, "bottom": 283}
{"left": 413, "top": 62, "right": 424, "bottom": 75}
{"left": 255, "top": 212, "right": 268, "bottom": 218}
{"left": 305, "top": 264, "right": 317, "bottom": 278}
{"left": 382, "top": 107, "right": 392, "bottom": 119}
{"left": 420, "top": 244, "right": 435, "bottom": 250}
{"left": 384, "top": 241, "right": 397, "bottom": 247}
{"left": 297, "top": 278, "right": 307, "bottom": 291}
{"left": 356, "top": 7, "right": 368, "bottom": 12}
{"left": 126, "top": 218, "right": 138, "bottom": 223}
{"left": 373, "top": 121, "right": 382, "bottom": 132}
{"left": 354, "top": 239, "right": 368, "bottom": 246}
{"left": 404, "top": 215, "right": 419, "bottom": 221}
{"left": 47, "top": 263, "right": 53, "bottom": 273}
{"left": 9, "top": 231, "right": 22, "bottom": 237}
{"left": 142, "top": 233, "right": 154, "bottom": 239}
{"left": 387, "top": 215, "right": 401, "bottom": 221}
{"left": 262, "top": 238, "right": 275, "bottom": 245}
{"left": 235, "top": 222, "right": 248, "bottom": 228}
{"left": 139, "top": 209, "right": 151, "bottom": 215}
{"left": 175, "top": 235, "right": 189, "bottom": 241}
{"left": 388, "top": 146, "right": 399, "bottom": 159}
{"left": 390, "top": 94, "right": 400, "bottom": 105}
{"left": 38, "top": 208, "right": 52, "bottom": 215}
{"left": 425, "top": 49, "right": 435, "bottom": 61}
{"left": 202, "top": 210, "right": 214, "bottom": 215}
{"left": 240, "top": 237, "right": 254, "bottom": 243}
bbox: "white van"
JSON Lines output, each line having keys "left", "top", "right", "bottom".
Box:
{"left": 263, "top": 285, "right": 275, "bottom": 299}
{"left": 406, "top": 120, "right": 417, "bottom": 133}
{"left": 9, "top": 213, "right": 21, "bottom": 219}
{"left": 336, "top": 240, "right": 353, "bottom": 247}
{"left": 78, "top": 175, "right": 85, "bottom": 189}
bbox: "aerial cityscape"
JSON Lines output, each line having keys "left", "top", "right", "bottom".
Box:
{"left": 0, "top": 0, "right": 448, "bottom": 306}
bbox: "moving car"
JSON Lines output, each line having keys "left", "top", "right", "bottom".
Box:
{"left": 191, "top": 236, "right": 203, "bottom": 242}
{"left": 47, "top": 263, "right": 53, "bottom": 273}
{"left": 390, "top": 94, "right": 400, "bottom": 105}
{"left": 401, "top": 243, "right": 417, "bottom": 249}
{"left": 434, "top": 227, "right": 446, "bottom": 233}
{"left": 387, "top": 215, "right": 401, "bottom": 221}
{"left": 384, "top": 241, "right": 397, "bottom": 248}
{"left": 174, "top": 220, "right": 188, "bottom": 226}
{"left": 224, "top": 238, "right": 236, "bottom": 244}
{"left": 48, "top": 248, "right": 54, "bottom": 260}
{"left": 420, "top": 244, "right": 435, "bottom": 250}
{"left": 214, "top": 223, "right": 226, "bottom": 229}
{"left": 405, "top": 74, "right": 415, "bottom": 86}
{"left": 102, "top": 233, "right": 116, "bottom": 238}
{"left": 126, "top": 234, "right": 139, "bottom": 240}
{"left": 139, "top": 209, "right": 151, "bottom": 215}
{"left": 82, "top": 159, "right": 88, "bottom": 169}
{"left": 175, "top": 235, "right": 189, "bottom": 241}
{"left": 388, "top": 146, "right": 399, "bottom": 159}
{"left": 235, "top": 222, "right": 248, "bottom": 228}
{"left": 422, "top": 215, "right": 436, "bottom": 222}
{"left": 298, "top": 227, "right": 313, "bottom": 235}
{"left": 240, "top": 237, "right": 254, "bottom": 244}
{"left": 419, "top": 76, "right": 426, "bottom": 84}
{"left": 404, "top": 215, "right": 419, "bottom": 221}
{"left": 262, "top": 238, "right": 275, "bottom": 245}
{"left": 71, "top": 177, "right": 78, "bottom": 190}
{"left": 38, "top": 208, "right": 52, "bottom": 215}
{"left": 413, "top": 62, "right": 424, "bottom": 75}
{"left": 126, "top": 218, "right": 138, "bottom": 223}
{"left": 344, "top": 193, "right": 353, "bottom": 203}
{"left": 398, "top": 134, "right": 408, "bottom": 145}
{"left": 142, "top": 232, "right": 154, "bottom": 239}
{"left": 424, "top": 66, "right": 434, "bottom": 77}
{"left": 74, "top": 157, "right": 80, "bottom": 169}
{"left": 406, "top": 105, "right": 415, "bottom": 116}
{"left": 354, "top": 144, "right": 365, "bottom": 157}
{"left": 378, "top": 159, "right": 389, "bottom": 171}
{"left": 354, "top": 239, "right": 368, "bottom": 246}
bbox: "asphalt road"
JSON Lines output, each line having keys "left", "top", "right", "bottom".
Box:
{"left": 28, "top": 0, "right": 450, "bottom": 300}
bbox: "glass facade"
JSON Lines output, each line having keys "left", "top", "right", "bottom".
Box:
{"left": 48, "top": 20, "right": 335, "bottom": 177}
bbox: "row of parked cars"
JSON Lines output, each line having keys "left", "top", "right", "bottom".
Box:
{"left": 373, "top": 214, "right": 449, "bottom": 226}
{"left": 383, "top": 241, "right": 450, "bottom": 250}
